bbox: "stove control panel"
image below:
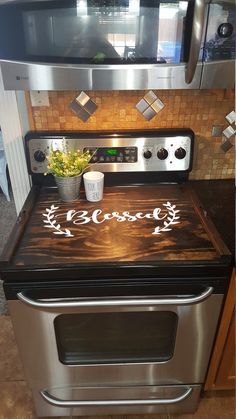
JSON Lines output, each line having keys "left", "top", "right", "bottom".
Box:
{"left": 25, "top": 130, "right": 193, "bottom": 174}
{"left": 83, "top": 147, "right": 137, "bottom": 163}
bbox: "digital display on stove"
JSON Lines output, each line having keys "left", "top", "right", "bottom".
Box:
{"left": 83, "top": 147, "right": 137, "bottom": 163}
{"left": 105, "top": 149, "right": 118, "bottom": 156}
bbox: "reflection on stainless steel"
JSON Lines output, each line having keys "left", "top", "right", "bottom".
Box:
{"left": 9, "top": 291, "right": 223, "bottom": 416}
{"left": 40, "top": 386, "right": 193, "bottom": 407}
{"left": 201, "top": 60, "right": 235, "bottom": 88}
{"left": 33, "top": 385, "right": 202, "bottom": 416}
{"left": 17, "top": 287, "right": 214, "bottom": 310}
{"left": 138, "top": 8, "right": 159, "bottom": 61}
{"left": 27, "top": 134, "right": 193, "bottom": 174}
{"left": 185, "top": 0, "right": 206, "bottom": 84}
{"left": 0, "top": 60, "right": 202, "bottom": 90}
{"left": 0, "top": 0, "right": 235, "bottom": 90}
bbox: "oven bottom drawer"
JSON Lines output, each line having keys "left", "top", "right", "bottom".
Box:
{"left": 33, "top": 384, "right": 201, "bottom": 417}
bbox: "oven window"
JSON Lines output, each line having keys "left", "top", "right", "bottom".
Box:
{"left": 54, "top": 311, "right": 178, "bottom": 365}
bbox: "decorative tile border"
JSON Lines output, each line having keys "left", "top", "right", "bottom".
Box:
{"left": 70, "top": 91, "right": 97, "bottom": 122}
{"left": 136, "top": 91, "right": 164, "bottom": 120}
{"left": 221, "top": 109, "right": 235, "bottom": 153}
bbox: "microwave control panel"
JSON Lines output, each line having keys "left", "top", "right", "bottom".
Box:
{"left": 204, "top": 2, "right": 235, "bottom": 61}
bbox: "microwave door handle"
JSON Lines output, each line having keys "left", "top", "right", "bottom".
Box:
{"left": 40, "top": 386, "right": 193, "bottom": 407}
{"left": 17, "top": 287, "right": 213, "bottom": 309}
{"left": 185, "top": 0, "right": 206, "bottom": 84}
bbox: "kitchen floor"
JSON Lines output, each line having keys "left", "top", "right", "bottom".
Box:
{"left": 0, "top": 316, "right": 235, "bottom": 419}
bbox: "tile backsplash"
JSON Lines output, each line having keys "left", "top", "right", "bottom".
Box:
{"left": 26, "top": 89, "right": 235, "bottom": 180}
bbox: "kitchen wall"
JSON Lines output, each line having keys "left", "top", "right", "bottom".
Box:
{"left": 26, "top": 88, "right": 235, "bottom": 180}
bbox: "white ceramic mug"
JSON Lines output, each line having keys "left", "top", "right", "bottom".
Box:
{"left": 83, "top": 171, "right": 104, "bottom": 202}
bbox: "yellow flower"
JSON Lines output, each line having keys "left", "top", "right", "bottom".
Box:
{"left": 46, "top": 148, "right": 92, "bottom": 177}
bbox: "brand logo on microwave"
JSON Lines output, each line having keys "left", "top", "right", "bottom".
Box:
{"left": 42, "top": 202, "right": 180, "bottom": 238}
{"left": 16, "top": 75, "right": 29, "bottom": 80}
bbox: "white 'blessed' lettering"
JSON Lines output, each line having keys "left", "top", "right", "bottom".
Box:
{"left": 66, "top": 208, "right": 167, "bottom": 225}
{"left": 42, "top": 202, "right": 180, "bottom": 238}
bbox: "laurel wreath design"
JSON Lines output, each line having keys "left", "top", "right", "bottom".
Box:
{"left": 152, "top": 201, "right": 180, "bottom": 235}
{"left": 43, "top": 205, "right": 74, "bottom": 237}
{"left": 43, "top": 202, "right": 180, "bottom": 238}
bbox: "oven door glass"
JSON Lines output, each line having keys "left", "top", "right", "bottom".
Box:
{"left": 54, "top": 311, "right": 178, "bottom": 365}
{"left": 0, "top": 0, "right": 190, "bottom": 65}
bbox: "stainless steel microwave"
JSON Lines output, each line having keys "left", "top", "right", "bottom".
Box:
{"left": 0, "top": 0, "right": 235, "bottom": 90}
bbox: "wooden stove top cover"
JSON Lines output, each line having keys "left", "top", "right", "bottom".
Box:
{"left": 12, "top": 184, "right": 223, "bottom": 267}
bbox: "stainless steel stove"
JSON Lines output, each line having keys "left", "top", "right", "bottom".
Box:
{"left": 0, "top": 129, "right": 232, "bottom": 417}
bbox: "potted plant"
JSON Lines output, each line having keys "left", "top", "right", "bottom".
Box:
{"left": 46, "top": 141, "right": 92, "bottom": 202}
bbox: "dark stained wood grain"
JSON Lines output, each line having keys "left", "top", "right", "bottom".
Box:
{"left": 0, "top": 186, "right": 40, "bottom": 266}
{"left": 10, "top": 184, "right": 227, "bottom": 268}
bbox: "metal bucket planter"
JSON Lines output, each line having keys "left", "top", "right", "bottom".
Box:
{"left": 54, "top": 174, "right": 82, "bottom": 202}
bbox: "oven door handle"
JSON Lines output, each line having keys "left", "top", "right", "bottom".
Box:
{"left": 17, "top": 287, "right": 213, "bottom": 309}
{"left": 40, "top": 386, "right": 193, "bottom": 407}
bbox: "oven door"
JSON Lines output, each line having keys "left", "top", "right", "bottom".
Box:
{"left": 7, "top": 281, "right": 223, "bottom": 416}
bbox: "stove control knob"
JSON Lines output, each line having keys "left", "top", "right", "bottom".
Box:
{"left": 34, "top": 150, "right": 46, "bottom": 162}
{"left": 175, "top": 147, "right": 186, "bottom": 159}
{"left": 157, "top": 148, "right": 168, "bottom": 160}
{"left": 143, "top": 150, "right": 152, "bottom": 159}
